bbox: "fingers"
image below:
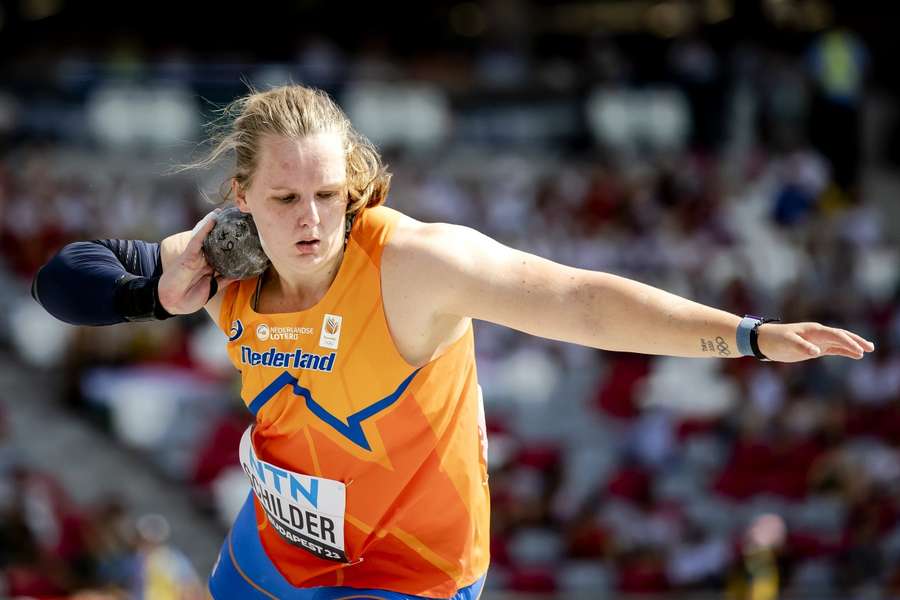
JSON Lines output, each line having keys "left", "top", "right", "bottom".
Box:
{"left": 841, "top": 329, "right": 875, "bottom": 352}
{"left": 823, "top": 347, "right": 867, "bottom": 359}
{"left": 185, "top": 209, "right": 221, "bottom": 257}
{"left": 827, "top": 328, "right": 865, "bottom": 357}
{"left": 791, "top": 333, "right": 821, "bottom": 357}
{"left": 806, "top": 325, "right": 874, "bottom": 359}
{"left": 190, "top": 208, "right": 221, "bottom": 237}
{"left": 779, "top": 323, "right": 875, "bottom": 362}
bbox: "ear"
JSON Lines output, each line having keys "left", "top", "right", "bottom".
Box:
{"left": 233, "top": 178, "right": 250, "bottom": 213}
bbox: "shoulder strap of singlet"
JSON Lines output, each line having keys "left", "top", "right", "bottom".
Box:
{"left": 352, "top": 205, "right": 404, "bottom": 267}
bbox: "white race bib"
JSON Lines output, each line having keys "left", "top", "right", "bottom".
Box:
{"left": 239, "top": 427, "right": 348, "bottom": 562}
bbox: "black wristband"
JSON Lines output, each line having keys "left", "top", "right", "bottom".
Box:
{"left": 749, "top": 318, "right": 781, "bottom": 361}
{"left": 113, "top": 274, "right": 174, "bottom": 322}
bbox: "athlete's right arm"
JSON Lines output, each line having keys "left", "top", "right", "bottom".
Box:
{"left": 33, "top": 210, "right": 232, "bottom": 325}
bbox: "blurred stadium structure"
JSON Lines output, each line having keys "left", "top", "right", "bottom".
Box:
{"left": 2, "top": 0, "right": 900, "bottom": 598}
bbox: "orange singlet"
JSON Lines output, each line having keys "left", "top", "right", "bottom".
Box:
{"left": 216, "top": 206, "right": 490, "bottom": 598}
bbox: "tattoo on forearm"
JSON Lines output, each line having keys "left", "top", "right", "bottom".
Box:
{"left": 700, "top": 337, "right": 731, "bottom": 356}
{"left": 715, "top": 336, "right": 731, "bottom": 356}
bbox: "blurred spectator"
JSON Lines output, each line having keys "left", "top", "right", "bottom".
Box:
{"left": 726, "top": 513, "right": 787, "bottom": 600}
{"left": 129, "top": 513, "right": 204, "bottom": 600}
{"left": 806, "top": 27, "right": 870, "bottom": 193}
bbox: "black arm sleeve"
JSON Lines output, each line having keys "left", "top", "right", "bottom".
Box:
{"left": 31, "top": 239, "right": 163, "bottom": 326}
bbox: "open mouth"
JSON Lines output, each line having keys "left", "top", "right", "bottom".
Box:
{"left": 296, "top": 239, "right": 320, "bottom": 253}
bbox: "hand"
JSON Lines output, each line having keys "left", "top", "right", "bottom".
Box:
{"left": 158, "top": 210, "right": 237, "bottom": 315}
{"left": 757, "top": 322, "right": 875, "bottom": 363}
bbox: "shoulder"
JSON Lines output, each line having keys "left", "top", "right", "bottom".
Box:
{"left": 358, "top": 205, "right": 476, "bottom": 249}
{"left": 381, "top": 215, "right": 503, "bottom": 320}
{"left": 354, "top": 205, "right": 406, "bottom": 235}
{"left": 384, "top": 214, "right": 482, "bottom": 272}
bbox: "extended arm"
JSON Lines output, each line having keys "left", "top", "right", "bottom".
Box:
{"left": 398, "top": 222, "right": 873, "bottom": 362}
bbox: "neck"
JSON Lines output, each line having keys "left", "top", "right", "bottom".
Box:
{"left": 263, "top": 246, "right": 345, "bottom": 310}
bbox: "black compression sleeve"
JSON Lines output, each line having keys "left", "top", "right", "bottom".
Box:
{"left": 31, "top": 239, "right": 164, "bottom": 325}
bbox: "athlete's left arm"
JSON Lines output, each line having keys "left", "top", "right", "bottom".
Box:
{"left": 401, "top": 222, "right": 873, "bottom": 362}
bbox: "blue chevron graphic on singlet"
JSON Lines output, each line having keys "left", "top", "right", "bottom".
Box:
{"left": 247, "top": 368, "right": 421, "bottom": 451}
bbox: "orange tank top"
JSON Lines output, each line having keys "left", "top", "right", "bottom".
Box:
{"left": 216, "top": 206, "right": 490, "bottom": 597}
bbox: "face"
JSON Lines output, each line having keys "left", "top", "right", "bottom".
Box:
{"left": 234, "top": 133, "right": 349, "bottom": 277}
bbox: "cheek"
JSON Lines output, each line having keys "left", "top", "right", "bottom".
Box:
{"left": 248, "top": 211, "right": 284, "bottom": 252}
{"left": 324, "top": 202, "right": 349, "bottom": 235}
{"left": 257, "top": 233, "right": 274, "bottom": 257}
{"left": 253, "top": 220, "right": 276, "bottom": 256}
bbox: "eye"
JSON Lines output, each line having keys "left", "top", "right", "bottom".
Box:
{"left": 317, "top": 191, "right": 339, "bottom": 200}
{"left": 276, "top": 194, "right": 295, "bottom": 203}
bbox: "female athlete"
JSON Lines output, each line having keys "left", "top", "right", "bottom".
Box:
{"left": 32, "top": 85, "right": 874, "bottom": 600}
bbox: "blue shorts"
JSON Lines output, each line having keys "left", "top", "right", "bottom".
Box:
{"left": 208, "top": 492, "right": 486, "bottom": 600}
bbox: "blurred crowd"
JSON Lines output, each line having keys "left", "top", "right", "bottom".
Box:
{"left": 0, "top": 404, "right": 205, "bottom": 599}
{"left": 2, "top": 3, "right": 900, "bottom": 598}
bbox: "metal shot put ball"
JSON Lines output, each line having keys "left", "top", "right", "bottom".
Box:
{"left": 202, "top": 207, "right": 269, "bottom": 279}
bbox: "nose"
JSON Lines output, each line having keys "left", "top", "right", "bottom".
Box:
{"left": 294, "top": 194, "right": 320, "bottom": 228}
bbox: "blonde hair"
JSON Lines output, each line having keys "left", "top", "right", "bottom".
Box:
{"left": 183, "top": 84, "right": 390, "bottom": 215}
